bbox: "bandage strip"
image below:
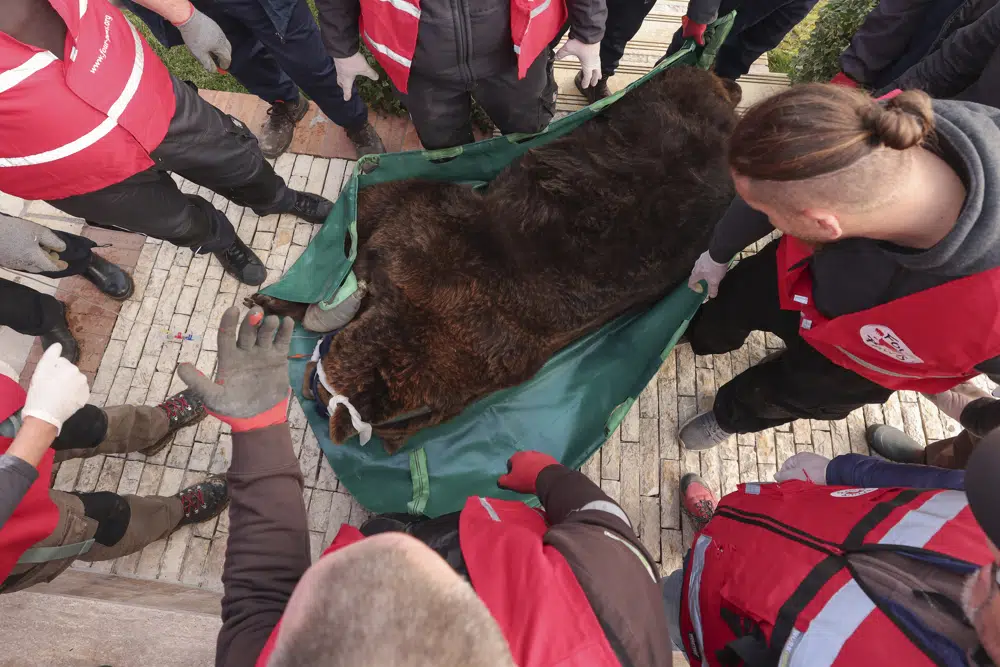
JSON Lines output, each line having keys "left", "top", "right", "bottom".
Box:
{"left": 311, "top": 338, "right": 373, "bottom": 445}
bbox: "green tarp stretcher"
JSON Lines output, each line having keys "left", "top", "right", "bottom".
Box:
{"left": 261, "top": 15, "right": 736, "bottom": 517}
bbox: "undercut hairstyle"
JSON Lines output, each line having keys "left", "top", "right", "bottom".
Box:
{"left": 267, "top": 539, "right": 516, "bottom": 667}
{"left": 728, "top": 85, "right": 936, "bottom": 214}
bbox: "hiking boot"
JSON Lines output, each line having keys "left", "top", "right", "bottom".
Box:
{"left": 259, "top": 98, "right": 310, "bottom": 159}
{"left": 679, "top": 410, "right": 732, "bottom": 451}
{"left": 866, "top": 424, "right": 926, "bottom": 464}
{"left": 83, "top": 253, "right": 133, "bottom": 301}
{"left": 215, "top": 236, "right": 266, "bottom": 286}
{"left": 176, "top": 475, "right": 229, "bottom": 527}
{"left": 290, "top": 191, "right": 334, "bottom": 225}
{"left": 142, "top": 390, "right": 207, "bottom": 457}
{"left": 575, "top": 71, "right": 611, "bottom": 105}
{"left": 681, "top": 472, "right": 717, "bottom": 532}
{"left": 345, "top": 120, "right": 386, "bottom": 158}
{"left": 40, "top": 300, "right": 79, "bottom": 364}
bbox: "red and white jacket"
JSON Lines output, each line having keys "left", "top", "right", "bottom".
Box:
{"left": 255, "top": 497, "right": 620, "bottom": 667}
{"left": 0, "top": 0, "right": 176, "bottom": 200}
{"left": 358, "top": 0, "right": 566, "bottom": 93}
{"left": 777, "top": 235, "right": 1000, "bottom": 393}
{"left": 679, "top": 480, "right": 993, "bottom": 667}
{"left": 0, "top": 376, "right": 60, "bottom": 582}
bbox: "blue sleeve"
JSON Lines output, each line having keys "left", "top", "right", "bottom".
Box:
{"left": 0, "top": 453, "right": 39, "bottom": 529}
{"left": 825, "top": 453, "right": 965, "bottom": 490}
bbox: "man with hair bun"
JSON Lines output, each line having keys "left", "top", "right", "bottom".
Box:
{"left": 677, "top": 84, "right": 1000, "bottom": 453}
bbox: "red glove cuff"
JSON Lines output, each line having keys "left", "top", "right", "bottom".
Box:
{"left": 213, "top": 392, "right": 291, "bottom": 433}
{"left": 829, "top": 72, "right": 858, "bottom": 88}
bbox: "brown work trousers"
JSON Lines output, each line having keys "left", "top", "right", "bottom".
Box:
{"left": 2, "top": 405, "right": 184, "bottom": 593}
{"left": 925, "top": 429, "right": 979, "bottom": 470}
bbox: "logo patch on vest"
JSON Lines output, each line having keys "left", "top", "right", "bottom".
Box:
{"left": 830, "top": 488, "right": 878, "bottom": 498}
{"left": 860, "top": 325, "right": 924, "bottom": 364}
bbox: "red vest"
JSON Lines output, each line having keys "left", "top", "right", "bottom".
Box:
{"left": 0, "top": 376, "right": 60, "bottom": 582}
{"left": 358, "top": 0, "right": 566, "bottom": 94}
{"left": 256, "top": 498, "right": 619, "bottom": 666}
{"left": 679, "top": 481, "right": 993, "bottom": 667}
{"left": 777, "top": 235, "right": 1000, "bottom": 392}
{"left": 0, "top": 0, "right": 175, "bottom": 200}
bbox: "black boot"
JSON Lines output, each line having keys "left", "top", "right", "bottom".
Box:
{"left": 83, "top": 253, "right": 134, "bottom": 300}
{"left": 345, "top": 120, "right": 387, "bottom": 157}
{"left": 214, "top": 236, "right": 266, "bottom": 286}
{"left": 142, "top": 389, "right": 208, "bottom": 457}
{"left": 39, "top": 300, "right": 80, "bottom": 364}
{"left": 258, "top": 98, "right": 310, "bottom": 159}
{"left": 176, "top": 475, "right": 230, "bottom": 527}
{"left": 575, "top": 71, "right": 611, "bottom": 105}
{"left": 290, "top": 191, "right": 334, "bottom": 225}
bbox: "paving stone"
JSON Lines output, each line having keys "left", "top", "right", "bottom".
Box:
{"left": 831, "top": 419, "right": 852, "bottom": 457}
{"left": 581, "top": 450, "right": 601, "bottom": 484}
{"left": 188, "top": 441, "right": 215, "bottom": 472}
{"left": 676, "top": 344, "right": 696, "bottom": 396}
{"left": 721, "top": 458, "right": 740, "bottom": 496}
{"left": 316, "top": 458, "right": 338, "bottom": 492}
{"left": 658, "top": 352, "right": 679, "bottom": 460}
{"left": 847, "top": 409, "right": 870, "bottom": 455}
{"left": 180, "top": 536, "right": 212, "bottom": 586}
{"left": 202, "top": 536, "right": 228, "bottom": 592}
{"left": 347, "top": 496, "right": 373, "bottom": 528}
{"left": 758, "top": 462, "right": 777, "bottom": 482}
{"left": 91, "top": 339, "right": 126, "bottom": 394}
{"left": 210, "top": 435, "right": 232, "bottom": 474}
{"left": 601, "top": 479, "right": 622, "bottom": 504}
{"left": 166, "top": 445, "right": 192, "bottom": 469}
{"left": 601, "top": 427, "right": 621, "bottom": 481}
{"left": 699, "top": 447, "right": 723, "bottom": 500}
{"left": 917, "top": 396, "right": 946, "bottom": 441}
{"left": 308, "top": 490, "right": 334, "bottom": 533}
{"left": 146, "top": 371, "right": 172, "bottom": 406}
{"left": 621, "top": 401, "right": 640, "bottom": 442}
{"left": 882, "top": 393, "right": 905, "bottom": 431}
{"left": 95, "top": 457, "right": 126, "bottom": 493}
{"left": 639, "top": 418, "right": 659, "bottom": 495}
{"left": 619, "top": 441, "right": 642, "bottom": 531}
{"left": 900, "top": 400, "right": 925, "bottom": 441}
{"left": 325, "top": 492, "right": 354, "bottom": 545}
{"left": 661, "top": 529, "right": 683, "bottom": 574}
{"left": 812, "top": 430, "right": 833, "bottom": 458}
{"left": 117, "top": 460, "right": 144, "bottom": 496}
{"left": 792, "top": 419, "right": 811, "bottom": 446}
{"left": 755, "top": 429, "right": 776, "bottom": 464}
{"left": 159, "top": 526, "right": 193, "bottom": 583}
{"left": 775, "top": 432, "right": 796, "bottom": 468}
{"left": 660, "top": 459, "right": 681, "bottom": 529}
{"left": 639, "top": 497, "right": 661, "bottom": 558}
{"left": 299, "top": 430, "right": 323, "bottom": 487}
{"left": 695, "top": 367, "right": 715, "bottom": 413}
{"left": 738, "top": 446, "right": 758, "bottom": 484}
{"left": 107, "top": 367, "right": 136, "bottom": 406}
{"left": 53, "top": 458, "right": 83, "bottom": 491}
{"left": 639, "top": 372, "right": 658, "bottom": 418}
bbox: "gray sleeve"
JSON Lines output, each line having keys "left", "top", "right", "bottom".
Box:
{"left": 888, "top": 4, "right": 1000, "bottom": 98}
{"left": 314, "top": 0, "right": 361, "bottom": 59}
{"left": 839, "top": 0, "right": 937, "bottom": 85}
{"left": 707, "top": 196, "right": 774, "bottom": 263}
{"left": 567, "top": 0, "right": 608, "bottom": 44}
{"left": 0, "top": 454, "right": 39, "bottom": 529}
{"left": 685, "top": 0, "right": 722, "bottom": 27}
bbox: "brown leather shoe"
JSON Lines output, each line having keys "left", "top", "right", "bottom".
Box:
{"left": 575, "top": 71, "right": 611, "bottom": 105}
{"left": 346, "top": 120, "right": 387, "bottom": 157}
{"left": 259, "top": 98, "right": 310, "bottom": 158}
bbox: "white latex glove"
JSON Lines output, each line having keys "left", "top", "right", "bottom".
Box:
{"left": 687, "top": 250, "right": 729, "bottom": 298}
{"left": 556, "top": 38, "right": 602, "bottom": 89}
{"left": 22, "top": 344, "right": 91, "bottom": 433}
{"left": 334, "top": 53, "right": 379, "bottom": 102}
{"left": 175, "top": 5, "right": 232, "bottom": 72}
{"left": 774, "top": 452, "right": 831, "bottom": 484}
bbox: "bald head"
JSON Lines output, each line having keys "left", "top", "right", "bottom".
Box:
{"left": 269, "top": 533, "right": 515, "bottom": 667}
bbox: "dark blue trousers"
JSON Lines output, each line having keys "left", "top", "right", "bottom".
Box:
{"left": 201, "top": 0, "right": 367, "bottom": 128}
{"left": 666, "top": 0, "right": 820, "bottom": 79}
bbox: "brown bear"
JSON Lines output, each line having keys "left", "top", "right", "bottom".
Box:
{"left": 253, "top": 66, "right": 740, "bottom": 453}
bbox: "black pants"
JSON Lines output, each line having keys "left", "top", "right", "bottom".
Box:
{"left": 665, "top": 0, "right": 820, "bottom": 80}
{"left": 398, "top": 54, "right": 556, "bottom": 149}
{"left": 47, "top": 76, "right": 294, "bottom": 254}
{"left": 687, "top": 239, "right": 893, "bottom": 433}
{"left": 0, "top": 230, "right": 95, "bottom": 335}
{"left": 600, "top": 0, "right": 658, "bottom": 76}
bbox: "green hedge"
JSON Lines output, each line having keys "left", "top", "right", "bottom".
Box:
{"left": 786, "top": 0, "right": 879, "bottom": 83}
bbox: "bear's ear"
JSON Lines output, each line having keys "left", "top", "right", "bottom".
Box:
{"left": 718, "top": 77, "right": 743, "bottom": 108}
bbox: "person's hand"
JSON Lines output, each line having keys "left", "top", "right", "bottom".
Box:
{"left": 687, "top": 250, "right": 729, "bottom": 298}
{"left": 497, "top": 451, "right": 560, "bottom": 495}
{"left": 334, "top": 53, "right": 379, "bottom": 102}
{"left": 0, "top": 214, "right": 67, "bottom": 274}
{"left": 681, "top": 16, "right": 708, "bottom": 46}
{"left": 829, "top": 72, "right": 858, "bottom": 88}
{"left": 22, "top": 344, "right": 90, "bottom": 433}
{"left": 178, "top": 306, "right": 293, "bottom": 432}
{"left": 175, "top": 5, "right": 232, "bottom": 72}
{"left": 774, "top": 452, "right": 831, "bottom": 484}
{"left": 556, "top": 39, "right": 602, "bottom": 89}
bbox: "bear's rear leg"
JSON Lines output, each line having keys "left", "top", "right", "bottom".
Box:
{"left": 245, "top": 294, "right": 310, "bottom": 322}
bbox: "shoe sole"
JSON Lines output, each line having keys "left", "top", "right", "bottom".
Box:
{"left": 679, "top": 413, "right": 727, "bottom": 451}
{"left": 102, "top": 274, "right": 135, "bottom": 302}
{"left": 141, "top": 411, "right": 208, "bottom": 458}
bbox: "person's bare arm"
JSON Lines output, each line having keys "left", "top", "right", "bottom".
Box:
{"left": 0, "top": 418, "right": 57, "bottom": 529}
{"left": 6, "top": 417, "right": 57, "bottom": 468}
{"left": 128, "top": 0, "right": 193, "bottom": 24}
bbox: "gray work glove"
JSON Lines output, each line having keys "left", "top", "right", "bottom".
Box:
{"left": 175, "top": 7, "right": 232, "bottom": 72}
{"left": 0, "top": 214, "right": 68, "bottom": 273}
{"left": 178, "top": 306, "right": 293, "bottom": 432}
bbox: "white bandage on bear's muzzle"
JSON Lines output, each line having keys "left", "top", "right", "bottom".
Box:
{"left": 311, "top": 340, "right": 373, "bottom": 445}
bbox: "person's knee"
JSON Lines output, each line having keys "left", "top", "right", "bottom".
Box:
{"left": 74, "top": 492, "right": 131, "bottom": 546}
{"left": 52, "top": 405, "right": 108, "bottom": 451}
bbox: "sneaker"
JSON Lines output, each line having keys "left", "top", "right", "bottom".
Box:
{"left": 575, "top": 71, "right": 611, "bottom": 105}
{"left": 866, "top": 424, "right": 926, "bottom": 464}
{"left": 83, "top": 253, "right": 134, "bottom": 301}
{"left": 259, "top": 98, "right": 310, "bottom": 159}
{"left": 142, "top": 390, "right": 207, "bottom": 457}
{"left": 39, "top": 300, "right": 80, "bottom": 364}
{"left": 345, "top": 120, "right": 387, "bottom": 158}
{"left": 290, "top": 191, "right": 334, "bottom": 225}
{"left": 215, "top": 236, "right": 266, "bottom": 286}
{"left": 679, "top": 410, "right": 732, "bottom": 451}
{"left": 680, "top": 472, "right": 717, "bottom": 532}
{"left": 176, "top": 475, "right": 229, "bottom": 527}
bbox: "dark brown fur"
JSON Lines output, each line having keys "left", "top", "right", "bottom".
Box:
{"left": 254, "top": 67, "right": 739, "bottom": 453}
